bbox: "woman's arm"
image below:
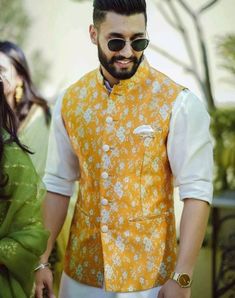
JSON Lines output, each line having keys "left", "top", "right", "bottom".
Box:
{"left": 0, "top": 143, "right": 49, "bottom": 297}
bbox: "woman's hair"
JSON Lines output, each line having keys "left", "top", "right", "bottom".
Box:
{"left": 0, "top": 41, "right": 51, "bottom": 127}
{"left": 0, "top": 79, "right": 31, "bottom": 188}
{"left": 93, "top": 0, "right": 147, "bottom": 27}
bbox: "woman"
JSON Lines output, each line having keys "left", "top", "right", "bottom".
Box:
{"left": 0, "top": 41, "right": 51, "bottom": 177}
{"left": 0, "top": 77, "right": 49, "bottom": 298}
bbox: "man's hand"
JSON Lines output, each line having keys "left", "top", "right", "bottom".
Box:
{"left": 158, "top": 279, "right": 191, "bottom": 298}
{"left": 34, "top": 192, "right": 70, "bottom": 297}
{"left": 35, "top": 267, "right": 55, "bottom": 298}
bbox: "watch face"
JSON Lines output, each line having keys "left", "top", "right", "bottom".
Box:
{"left": 178, "top": 274, "right": 191, "bottom": 287}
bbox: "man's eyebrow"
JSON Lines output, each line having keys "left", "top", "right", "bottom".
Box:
{"left": 108, "top": 32, "right": 125, "bottom": 39}
{"left": 130, "top": 33, "right": 146, "bottom": 40}
{"left": 108, "top": 32, "right": 146, "bottom": 39}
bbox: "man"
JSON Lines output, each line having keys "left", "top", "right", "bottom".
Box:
{"left": 35, "top": 1, "right": 213, "bottom": 297}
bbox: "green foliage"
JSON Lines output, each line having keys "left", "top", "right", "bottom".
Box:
{"left": 0, "top": 0, "right": 30, "bottom": 45}
{"left": 211, "top": 108, "right": 235, "bottom": 193}
{"left": 0, "top": 0, "right": 50, "bottom": 87}
{"left": 217, "top": 34, "right": 235, "bottom": 80}
{"left": 214, "top": 35, "right": 235, "bottom": 193}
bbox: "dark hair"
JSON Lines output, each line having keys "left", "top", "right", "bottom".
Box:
{"left": 93, "top": 0, "right": 147, "bottom": 27}
{"left": 0, "top": 80, "right": 32, "bottom": 189}
{"left": 0, "top": 41, "right": 51, "bottom": 127}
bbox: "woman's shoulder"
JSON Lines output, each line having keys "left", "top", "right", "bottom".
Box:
{"left": 4, "top": 140, "right": 28, "bottom": 159}
{"left": 2, "top": 141, "right": 42, "bottom": 199}
{"left": 19, "top": 104, "right": 50, "bottom": 134}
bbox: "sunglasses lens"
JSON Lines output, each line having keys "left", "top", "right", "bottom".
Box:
{"left": 108, "top": 38, "right": 149, "bottom": 52}
{"left": 108, "top": 39, "right": 126, "bottom": 51}
{"left": 131, "top": 39, "right": 149, "bottom": 51}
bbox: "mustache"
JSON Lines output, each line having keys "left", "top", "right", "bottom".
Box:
{"left": 110, "top": 56, "right": 138, "bottom": 64}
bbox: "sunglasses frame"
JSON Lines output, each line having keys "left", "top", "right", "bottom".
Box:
{"left": 107, "top": 38, "right": 150, "bottom": 52}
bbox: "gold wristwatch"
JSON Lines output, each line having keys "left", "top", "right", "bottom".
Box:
{"left": 170, "top": 272, "right": 192, "bottom": 288}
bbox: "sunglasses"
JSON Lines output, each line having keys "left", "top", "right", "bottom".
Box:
{"left": 107, "top": 38, "right": 149, "bottom": 52}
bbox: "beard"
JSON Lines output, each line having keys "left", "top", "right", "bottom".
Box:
{"left": 97, "top": 43, "right": 143, "bottom": 80}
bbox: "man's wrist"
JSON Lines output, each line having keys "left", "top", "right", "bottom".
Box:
{"left": 34, "top": 262, "right": 51, "bottom": 272}
{"left": 39, "top": 253, "right": 50, "bottom": 264}
{"left": 170, "top": 271, "right": 192, "bottom": 288}
{"left": 175, "top": 263, "right": 193, "bottom": 276}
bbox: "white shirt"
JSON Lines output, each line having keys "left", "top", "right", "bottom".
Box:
{"left": 43, "top": 88, "right": 213, "bottom": 204}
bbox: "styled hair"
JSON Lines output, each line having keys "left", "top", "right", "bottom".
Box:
{"left": 93, "top": 0, "right": 147, "bottom": 27}
{"left": 0, "top": 41, "right": 50, "bottom": 127}
{"left": 0, "top": 80, "right": 31, "bottom": 189}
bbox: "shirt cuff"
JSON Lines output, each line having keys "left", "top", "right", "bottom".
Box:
{"left": 179, "top": 181, "right": 213, "bottom": 205}
{"left": 43, "top": 174, "right": 75, "bottom": 197}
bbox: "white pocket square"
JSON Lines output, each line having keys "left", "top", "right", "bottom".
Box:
{"left": 133, "top": 125, "right": 154, "bottom": 136}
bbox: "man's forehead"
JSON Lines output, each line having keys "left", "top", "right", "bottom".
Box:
{"left": 98, "top": 11, "right": 146, "bottom": 36}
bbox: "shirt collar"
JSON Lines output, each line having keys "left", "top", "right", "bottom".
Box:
{"left": 104, "top": 79, "right": 113, "bottom": 93}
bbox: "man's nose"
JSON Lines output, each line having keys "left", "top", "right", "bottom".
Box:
{"left": 119, "top": 42, "right": 133, "bottom": 58}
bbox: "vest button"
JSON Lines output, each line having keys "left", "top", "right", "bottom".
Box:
{"left": 101, "top": 198, "right": 108, "bottom": 206}
{"left": 102, "top": 144, "right": 110, "bottom": 152}
{"left": 101, "top": 172, "right": 109, "bottom": 179}
{"left": 101, "top": 225, "right": 109, "bottom": 233}
{"left": 106, "top": 116, "right": 113, "bottom": 124}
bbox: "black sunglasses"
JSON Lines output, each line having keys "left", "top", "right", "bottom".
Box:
{"left": 107, "top": 38, "right": 149, "bottom": 52}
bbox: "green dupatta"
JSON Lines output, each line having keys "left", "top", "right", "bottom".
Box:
{"left": 0, "top": 139, "right": 49, "bottom": 298}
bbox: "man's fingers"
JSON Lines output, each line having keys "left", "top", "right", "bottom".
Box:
{"left": 47, "top": 284, "right": 56, "bottom": 298}
{"left": 34, "top": 268, "right": 54, "bottom": 298}
{"left": 44, "top": 274, "right": 55, "bottom": 298}
{"left": 35, "top": 284, "right": 44, "bottom": 298}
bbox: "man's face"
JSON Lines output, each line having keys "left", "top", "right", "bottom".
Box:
{"left": 90, "top": 12, "right": 147, "bottom": 85}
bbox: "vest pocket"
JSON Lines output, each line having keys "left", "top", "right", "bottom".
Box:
{"left": 128, "top": 214, "right": 163, "bottom": 222}
{"left": 138, "top": 130, "right": 167, "bottom": 218}
{"left": 128, "top": 210, "right": 173, "bottom": 222}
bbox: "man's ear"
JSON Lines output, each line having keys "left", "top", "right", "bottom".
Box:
{"left": 89, "top": 25, "right": 98, "bottom": 45}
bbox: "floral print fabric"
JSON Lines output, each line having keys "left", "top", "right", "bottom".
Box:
{"left": 62, "top": 59, "right": 183, "bottom": 292}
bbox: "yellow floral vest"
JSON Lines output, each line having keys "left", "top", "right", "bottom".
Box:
{"left": 62, "top": 59, "right": 183, "bottom": 292}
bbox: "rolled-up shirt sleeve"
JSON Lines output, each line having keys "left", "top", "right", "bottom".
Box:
{"left": 168, "top": 89, "right": 213, "bottom": 204}
{"left": 43, "top": 92, "right": 80, "bottom": 196}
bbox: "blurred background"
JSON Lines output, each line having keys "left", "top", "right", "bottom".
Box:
{"left": 1, "top": 0, "right": 234, "bottom": 297}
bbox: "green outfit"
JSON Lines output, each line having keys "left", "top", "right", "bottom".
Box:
{"left": 19, "top": 104, "right": 50, "bottom": 178}
{"left": 0, "top": 137, "right": 49, "bottom": 298}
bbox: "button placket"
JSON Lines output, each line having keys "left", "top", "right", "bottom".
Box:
{"left": 102, "top": 144, "right": 110, "bottom": 152}
{"left": 101, "top": 198, "right": 109, "bottom": 206}
{"left": 101, "top": 171, "right": 109, "bottom": 179}
{"left": 100, "top": 100, "right": 119, "bottom": 235}
{"left": 106, "top": 116, "right": 113, "bottom": 124}
{"left": 101, "top": 225, "right": 109, "bottom": 233}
